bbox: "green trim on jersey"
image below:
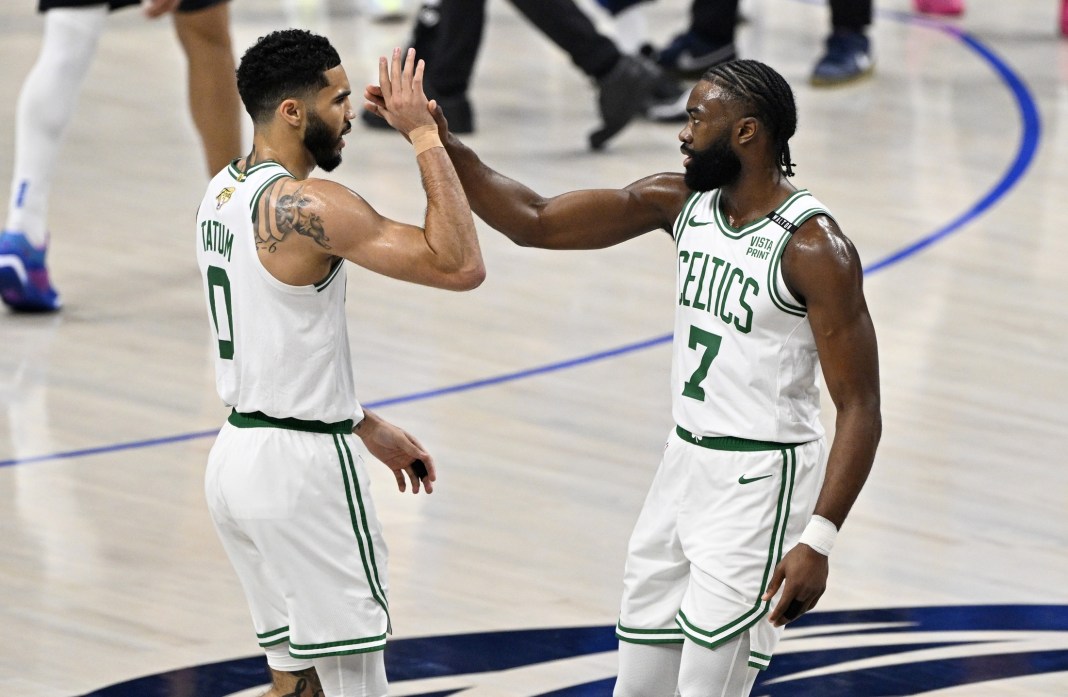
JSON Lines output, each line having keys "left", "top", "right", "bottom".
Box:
{"left": 228, "top": 410, "right": 354, "bottom": 434}
{"left": 616, "top": 621, "right": 685, "bottom": 645}
{"left": 315, "top": 257, "right": 345, "bottom": 292}
{"left": 226, "top": 159, "right": 291, "bottom": 181}
{"left": 288, "top": 632, "right": 388, "bottom": 658}
{"left": 256, "top": 625, "right": 290, "bottom": 647}
{"left": 249, "top": 171, "right": 293, "bottom": 221}
{"left": 768, "top": 232, "right": 807, "bottom": 317}
{"left": 675, "top": 425, "right": 801, "bottom": 451}
{"left": 673, "top": 447, "right": 797, "bottom": 663}
{"left": 334, "top": 434, "right": 391, "bottom": 631}
{"left": 765, "top": 202, "right": 831, "bottom": 317}
{"left": 673, "top": 191, "right": 703, "bottom": 246}
{"left": 713, "top": 189, "right": 811, "bottom": 240}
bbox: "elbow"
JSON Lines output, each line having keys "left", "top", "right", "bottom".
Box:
{"left": 837, "top": 394, "right": 882, "bottom": 442}
{"left": 447, "top": 260, "right": 486, "bottom": 291}
{"left": 509, "top": 235, "right": 536, "bottom": 248}
{"left": 860, "top": 399, "right": 883, "bottom": 446}
{"left": 460, "top": 261, "right": 487, "bottom": 290}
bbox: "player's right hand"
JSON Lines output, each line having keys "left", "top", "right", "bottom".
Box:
{"left": 365, "top": 48, "right": 437, "bottom": 141}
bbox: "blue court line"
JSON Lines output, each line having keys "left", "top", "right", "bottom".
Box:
{"left": 0, "top": 16, "right": 1041, "bottom": 470}
{"left": 863, "top": 14, "right": 1042, "bottom": 273}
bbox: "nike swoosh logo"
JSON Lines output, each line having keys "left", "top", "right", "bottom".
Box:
{"left": 674, "top": 45, "right": 738, "bottom": 73}
{"left": 738, "top": 474, "right": 774, "bottom": 485}
{"left": 686, "top": 216, "right": 713, "bottom": 227}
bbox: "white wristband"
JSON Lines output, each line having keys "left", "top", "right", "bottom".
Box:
{"left": 798, "top": 515, "right": 838, "bottom": 556}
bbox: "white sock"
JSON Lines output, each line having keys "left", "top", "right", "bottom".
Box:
{"left": 4, "top": 7, "right": 108, "bottom": 246}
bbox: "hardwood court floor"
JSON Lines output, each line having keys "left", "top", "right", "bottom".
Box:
{"left": 1, "top": 0, "right": 1067, "bottom": 695}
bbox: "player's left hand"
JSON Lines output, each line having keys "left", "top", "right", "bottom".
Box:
{"left": 353, "top": 409, "right": 436, "bottom": 494}
{"left": 762, "top": 543, "right": 828, "bottom": 626}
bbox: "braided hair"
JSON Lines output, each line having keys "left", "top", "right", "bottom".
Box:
{"left": 701, "top": 60, "right": 798, "bottom": 177}
{"left": 237, "top": 29, "right": 341, "bottom": 124}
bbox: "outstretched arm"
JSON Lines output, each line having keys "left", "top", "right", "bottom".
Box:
{"left": 365, "top": 84, "right": 689, "bottom": 250}
{"left": 763, "top": 215, "right": 882, "bottom": 626}
{"left": 262, "top": 48, "right": 484, "bottom": 291}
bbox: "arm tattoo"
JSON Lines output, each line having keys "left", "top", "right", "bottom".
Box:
{"left": 255, "top": 182, "right": 331, "bottom": 252}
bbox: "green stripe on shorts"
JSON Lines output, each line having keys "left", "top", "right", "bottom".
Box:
{"left": 289, "top": 632, "right": 388, "bottom": 658}
{"left": 616, "top": 621, "right": 685, "bottom": 645}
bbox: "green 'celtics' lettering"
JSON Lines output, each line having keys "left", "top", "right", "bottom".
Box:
{"left": 201, "top": 220, "right": 234, "bottom": 262}
{"left": 677, "top": 249, "right": 759, "bottom": 334}
{"left": 682, "top": 325, "right": 722, "bottom": 401}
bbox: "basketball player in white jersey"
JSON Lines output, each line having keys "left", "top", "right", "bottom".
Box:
{"left": 365, "top": 59, "right": 880, "bottom": 695}
{"left": 196, "top": 31, "right": 483, "bottom": 697}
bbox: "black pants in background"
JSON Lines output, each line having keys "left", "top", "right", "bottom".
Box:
{"left": 691, "top": 0, "right": 874, "bottom": 44}
{"left": 418, "top": 0, "right": 623, "bottom": 98}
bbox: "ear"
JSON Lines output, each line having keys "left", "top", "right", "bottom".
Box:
{"left": 735, "top": 116, "right": 759, "bottom": 146}
{"left": 278, "top": 98, "right": 304, "bottom": 128}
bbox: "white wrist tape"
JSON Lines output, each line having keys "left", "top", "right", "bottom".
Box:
{"left": 798, "top": 515, "right": 838, "bottom": 556}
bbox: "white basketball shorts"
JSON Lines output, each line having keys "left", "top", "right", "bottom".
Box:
{"left": 205, "top": 412, "right": 390, "bottom": 661}
{"left": 616, "top": 426, "right": 827, "bottom": 671}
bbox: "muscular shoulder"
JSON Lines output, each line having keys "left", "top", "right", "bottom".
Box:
{"left": 270, "top": 177, "right": 365, "bottom": 210}
{"left": 782, "top": 214, "right": 864, "bottom": 306}
{"left": 625, "top": 172, "right": 689, "bottom": 208}
{"left": 623, "top": 172, "right": 691, "bottom": 230}
{"left": 260, "top": 178, "right": 378, "bottom": 250}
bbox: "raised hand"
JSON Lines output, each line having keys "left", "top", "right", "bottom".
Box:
{"left": 362, "top": 47, "right": 438, "bottom": 140}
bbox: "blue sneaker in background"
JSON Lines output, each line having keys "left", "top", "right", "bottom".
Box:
{"left": 0, "top": 231, "right": 61, "bottom": 312}
{"left": 810, "top": 30, "right": 874, "bottom": 87}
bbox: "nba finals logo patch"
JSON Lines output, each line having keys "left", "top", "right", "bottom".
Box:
{"left": 215, "top": 187, "right": 235, "bottom": 210}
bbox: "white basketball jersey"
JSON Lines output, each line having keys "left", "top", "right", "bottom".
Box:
{"left": 195, "top": 161, "right": 361, "bottom": 424}
{"left": 671, "top": 188, "right": 832, "bottom": 443}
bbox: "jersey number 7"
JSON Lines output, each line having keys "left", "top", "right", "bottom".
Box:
{"left": 682, "top": 325, "right": 722, "bottom": 401}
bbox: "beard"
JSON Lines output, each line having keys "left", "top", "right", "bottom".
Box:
{"left": 683, "top": 133, "right": 742, "bottom": 192}
{"left": 304, "top": 111, "right": 349, "bottom": 172}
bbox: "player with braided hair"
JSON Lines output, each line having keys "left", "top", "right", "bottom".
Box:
{"left": 703, "top": 59, "right": 798, "bottom": 177}
{"left": 366, "top": 57, "right": 881, "bottom": 695}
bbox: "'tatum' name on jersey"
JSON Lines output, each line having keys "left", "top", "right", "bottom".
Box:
{"left": 201, "top": 220, "right": 234, "bottom": 262}
{"left": 678, "top": 248, "right": 759, "bottom": 334}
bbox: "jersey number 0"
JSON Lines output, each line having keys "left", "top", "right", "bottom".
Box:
{"left": 207, "top": 266, "right": 234, "bottom": 360}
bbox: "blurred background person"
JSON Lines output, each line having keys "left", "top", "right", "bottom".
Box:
{"left": 0, "top": 0, "right": 241, "bottom": 313}
{"left": 363, "top": 0, "right": 684, "bottom": 150}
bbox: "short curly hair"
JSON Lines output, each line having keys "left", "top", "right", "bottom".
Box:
{"left": 236, "top": 29, "right": 342, "bottom": 124}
